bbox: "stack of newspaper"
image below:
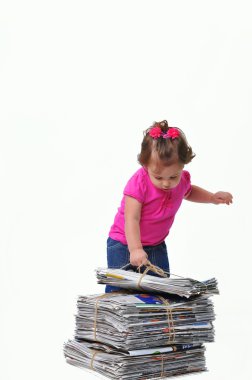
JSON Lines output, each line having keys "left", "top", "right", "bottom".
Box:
{"left": 96, "top": 267, "right": 219, "bottom": 298}
{"left": 64, "top": 268, "right": 218, "bottom": 379}
{"left": 74, "top": 292, "right": 215, "bottom": 350}
{"left": 64, "top": 339, "right": 206, "bottom": 379}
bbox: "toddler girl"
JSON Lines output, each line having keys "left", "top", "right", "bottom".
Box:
{"left": 106, "top": 120, "right": 233, "bottom": 293}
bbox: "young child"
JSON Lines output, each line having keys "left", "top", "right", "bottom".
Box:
{"left": 106, "top": 120, "right": 233, "bottom": 293}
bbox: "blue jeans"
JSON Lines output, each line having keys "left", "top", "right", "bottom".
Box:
{"left": 105, "top": 237, "right": 170, "bottom": 293}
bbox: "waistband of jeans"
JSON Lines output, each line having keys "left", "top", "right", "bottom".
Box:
{"left": 142, "top": 241, "right": 165, "bottom": 249}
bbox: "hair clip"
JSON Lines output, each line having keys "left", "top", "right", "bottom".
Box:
{"left": 162, "top": 128, "right": 180, "bottom": 140}
{"left": 149, "top": 125, "right": 180, "bottom": 140}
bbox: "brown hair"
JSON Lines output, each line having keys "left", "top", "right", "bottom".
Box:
{"left": 137, "top": 120, "right": 195, "bottom": 167}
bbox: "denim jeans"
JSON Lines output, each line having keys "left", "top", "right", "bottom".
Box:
{"left": 105, "top": 237, "right": 170, "bottom": 293}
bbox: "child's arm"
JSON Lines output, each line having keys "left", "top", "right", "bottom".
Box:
{"left": 185, "top": 185, "right": 233, "bottom": 205}
{"left": 124, "top": 196, "right": 148, "bottom": 267}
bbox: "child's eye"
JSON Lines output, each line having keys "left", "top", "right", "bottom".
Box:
{"left": 155, "top": 177, "right": 162, "bottom": 180}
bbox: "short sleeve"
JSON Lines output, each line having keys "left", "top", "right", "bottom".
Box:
{"left": 183, "top": 170, "right": 192, "bottom": 198}
{"left": 123, "top": 170, "right": 146, "bottom": 204}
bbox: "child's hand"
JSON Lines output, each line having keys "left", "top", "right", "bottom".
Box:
{"left": 211, "top": 191, "right": 233, "bottom": 205}
{"left": 130, "top": 248, "right": 148, "bottom": 267}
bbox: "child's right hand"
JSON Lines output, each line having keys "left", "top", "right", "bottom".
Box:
{"left": 130, "top": 248, "right": 148, "bottom": 267}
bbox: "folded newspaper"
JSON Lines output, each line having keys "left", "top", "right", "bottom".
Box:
{"left": 64, "top": 339, "right": 207, "bottom": 379}
{"left": 65, "top": 266, "right": 218, "bottom": 378}
{"left": 96, "top": 267, "right": 219, "bottom": 298}
{"left": 75, "top": 292, "right": 215, "bottom": 351}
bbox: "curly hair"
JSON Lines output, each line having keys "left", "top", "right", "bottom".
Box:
{"left": 137, "top": 120, "right": 195, "bottom": 167}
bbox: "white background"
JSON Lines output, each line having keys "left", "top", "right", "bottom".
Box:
{"left": 0, "top": 1, "right": 251, "bottom": 379}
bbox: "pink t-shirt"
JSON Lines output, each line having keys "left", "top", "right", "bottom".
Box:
{"left": 109, "top": 167, "right": 192, "bottom": 246}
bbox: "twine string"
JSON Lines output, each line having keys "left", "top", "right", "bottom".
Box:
{"left": 90, "top": 350, "right": 99, "bottom": 370}
{"left": 134, "top": 260, "right": 210, "bottom": 294}
{"left": 158, "top": 295, "right": 176, "bottom": 344}
{"left": 160, "top": 354, "right": 164, "bottom": 377}
{"left": 93, "top": 291, "right": 127, "bottom": 341}
{"left": 137, "top": 260, "right": 167, "bottom": 289}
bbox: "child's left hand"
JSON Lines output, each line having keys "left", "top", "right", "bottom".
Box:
{"left": 211, "top": 191, "right": 233, "bottom": 205}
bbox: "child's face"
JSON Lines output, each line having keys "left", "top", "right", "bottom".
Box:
{"left": 147, "top": 160, "right": 184, "bottom": 191}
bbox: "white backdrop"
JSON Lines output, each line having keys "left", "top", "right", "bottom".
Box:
{"left": 1, "top": 1, "right": 251, "bottom": 379}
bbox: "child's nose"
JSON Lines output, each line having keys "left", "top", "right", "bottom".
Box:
{"left": 163, "top": 180, "right": 170, "bottom": 189}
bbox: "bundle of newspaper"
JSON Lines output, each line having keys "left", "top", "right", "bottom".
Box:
{"left": 64, "top": 339, "right": 207, "bottom": 379}
{"left": 75, "top": 292, "right": 215, "bottom": 351}
{"left": 96, "top": 267, "right": 219, "bottom": 298}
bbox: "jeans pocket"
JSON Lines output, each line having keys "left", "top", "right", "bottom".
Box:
{"left": 107, "top": 237, "right": 124, "bottom": 250}
{"left": 107, "top": 243, "right": 130, "bottom": 269}
{"left": 148, "top": 244, "right": 170, "bottom": 273}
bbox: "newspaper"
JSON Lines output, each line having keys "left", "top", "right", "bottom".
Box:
{"left": 65, "top": 267, "right": 218, "bottom": 378}
{"left": 75, "top": 292, "right": 215, "bottom": 351}
{"left": 64, "top": 339, "right": 207, "bottom": 379}
{"left": 96, "top": 267, "right": 219, "bottom": 298}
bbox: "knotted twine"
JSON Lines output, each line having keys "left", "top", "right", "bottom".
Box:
{"left": 136, "top": 259, "right": 169, "bottom": 289}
